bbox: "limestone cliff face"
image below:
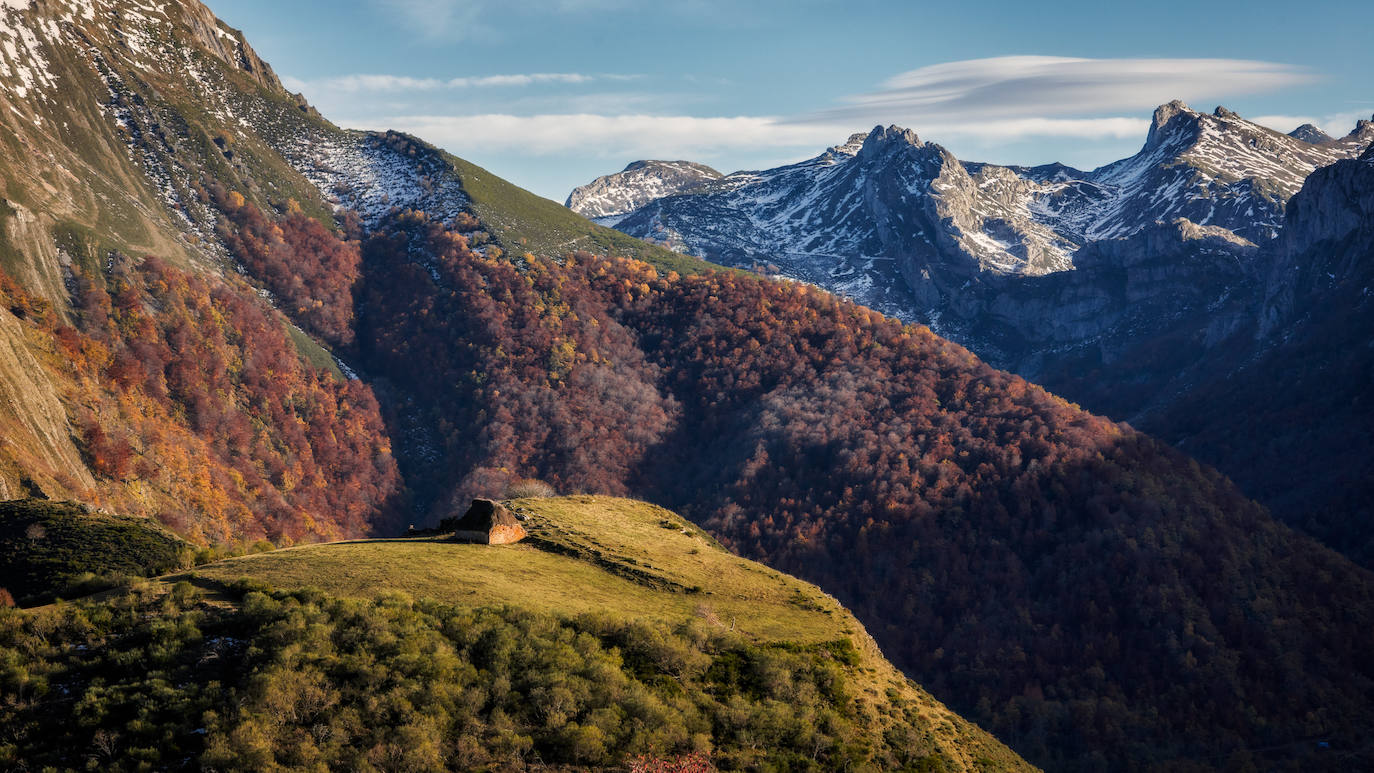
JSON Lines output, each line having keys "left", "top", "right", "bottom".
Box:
{"left": 930, "top": 218, "right": 1260, "bottom": 393}
{"left": 1263, "top": 143, "right": 1374, "bottom": 333}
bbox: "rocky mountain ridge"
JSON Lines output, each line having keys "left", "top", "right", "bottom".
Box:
{"left": 567, "top": 159, "right": 723, "bottom": 221}
{"left": 579, "top": 103, "right": 1373, "bottom": 320}
{"left": 573, "top": 102, "right": 1374, "bottom": 570}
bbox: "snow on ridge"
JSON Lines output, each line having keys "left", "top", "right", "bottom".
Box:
{"left": 0, "top": 0, "right": 184, "bottom": 104}
{"left": 0, "top": 0, "right": 58, "bottom": 101}
{"left": 567, "top": 159, "right": 723, "bottom": 220}
{"left": 281, "top": 129, "right": 469, "bottom": 228}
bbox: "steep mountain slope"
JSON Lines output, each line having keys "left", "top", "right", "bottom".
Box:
{"left": 568, "top": 159, "right": 723, "bottom": 220}
{"left": 0, "top": 0, "right": 698, "bottom": 538}
{"left": 577, "top": 105, "right": 1374, "bottom": 567}
{"left": 1147, "top": 143, "right": 1374, "bottom": 566}
{"left": 0, "top": 2, "right": 1033, "bottom": 769}
{"left": 0, "top": 0, "right": 406, "bottom": 539}
{"left": 0, "top": 496, "right": 1035, "bottom": 772}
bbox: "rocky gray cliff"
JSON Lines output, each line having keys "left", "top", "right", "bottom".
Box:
{"left": 1263, "top": 141, "right": 1374, "bottom": 331}
{"left": 1143, "top": 142, "right": 1374, "bottom": 565}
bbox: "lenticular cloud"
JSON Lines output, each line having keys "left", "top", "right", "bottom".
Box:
{"left": 806, "top": 55, "right": 1315, "bottom": 124}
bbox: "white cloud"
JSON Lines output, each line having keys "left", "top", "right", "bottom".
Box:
{"left": 803, "top": 56, "right": 1317, "bottom": 126}
{"left": 346, "top": 113, "right": 844, "bottom": 157}
{"left": 1250, "top": 109, "right": 1373, "bottom": 137}
{"left": 342, "top": 112, "right": 1153, "bottom": 159}
{"left": 305, "top": 56, "right": 1334, "bottom": 173}
{"left": 284, "top": 72, "right": 625, "bottom": 94}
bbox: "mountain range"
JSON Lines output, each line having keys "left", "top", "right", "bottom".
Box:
{"left": 570, "top": 105, "right": 1374, "bottom": 568}
{"left": 1, "top": 0, "right": 1373, "bottom": 769}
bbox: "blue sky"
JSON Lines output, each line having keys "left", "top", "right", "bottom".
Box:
{"left": 206, "top": 0, "right": 1374, "bottom": 202}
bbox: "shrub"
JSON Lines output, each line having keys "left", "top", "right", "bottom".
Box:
{"left": 506, "top": 478, "right": 557, "bottom": 498}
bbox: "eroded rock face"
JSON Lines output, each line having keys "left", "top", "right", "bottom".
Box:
{"left": 931, "top": 218, "right": 1262, "bottom": 389}
{"left": 1263, "top": 142, "right": 1374, "bottom": 333}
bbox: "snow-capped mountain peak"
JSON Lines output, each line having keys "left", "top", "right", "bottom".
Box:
{"left": 566, "top": 159, "right": 723, "bottom": 221}
{"left": 573, "top": 101, "right": 1374, "bottom": 326}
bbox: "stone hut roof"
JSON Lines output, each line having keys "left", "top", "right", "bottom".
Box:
{"left": 454, "top": 499, "right": 519, "bottom": 531}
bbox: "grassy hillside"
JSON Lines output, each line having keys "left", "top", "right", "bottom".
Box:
{"left": 191, "top": 496, "right": 849, "bottom": 645}
{"left": 185, "top": 496, "right": 1032, "bottom": 771}
{"left": 440, "top": 151, "right": 718, "bottom": 276}
{"left": 0, "top": 496, "right": 1034, "bottom": 772}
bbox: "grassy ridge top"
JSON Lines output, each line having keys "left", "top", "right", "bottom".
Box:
{"left": 439, "top": 153, "right": 719, "bottom": 276}
{"left": 182, "top": 495, "right": 1034, "bottom": 772}
{"left": 191, "top": 496, "right": 841, "bottom": 644}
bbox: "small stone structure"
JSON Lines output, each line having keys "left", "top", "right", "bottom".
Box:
{"left": 451, "top": 499, "right": 527, "bottom": 545}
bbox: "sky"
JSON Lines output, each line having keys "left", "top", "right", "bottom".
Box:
{"left": 206, "top": 0, "right": 1374, "bottom": 202}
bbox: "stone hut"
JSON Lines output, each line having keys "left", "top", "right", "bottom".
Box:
{"left": 452, "top": 499, "right": 527, "bottom": 545}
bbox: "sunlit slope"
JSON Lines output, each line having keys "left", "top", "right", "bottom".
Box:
{"left": 187, "top": 495, "right": 1036, "bottom": 772}
{"left": 440, "top": 148, "right": 716, "bottom": 275}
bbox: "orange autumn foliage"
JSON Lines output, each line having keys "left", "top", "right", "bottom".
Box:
{"left": 0, "top": 256, "right": 401, "bottom": 545}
